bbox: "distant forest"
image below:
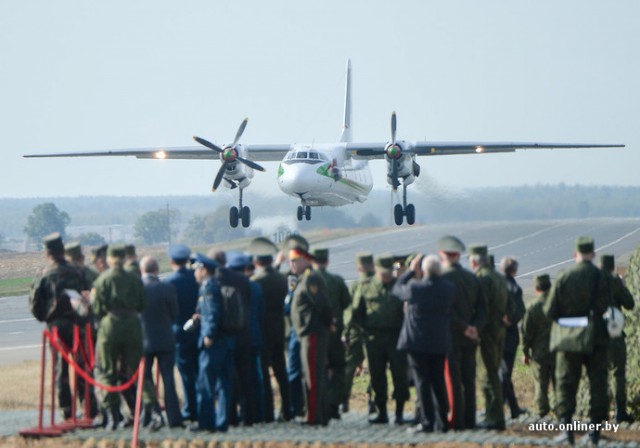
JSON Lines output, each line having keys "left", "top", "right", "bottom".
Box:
{"left": 1, "top": 184, "right": 639, "bottom": 243}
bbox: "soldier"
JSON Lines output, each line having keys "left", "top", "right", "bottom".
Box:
{"left": 500, "top": 256, "right": 526, "bottom": 419}
{"left": 311, "top": 247, "right": 350, "bottom": 420}
{"left": 91, "top": 244, "right": 109, "bottom": 274}
{"left": 290, "top": 245, "right": 333, "bottom": 425}
{"left": 190, "top": 253, "right": 235, "bottom": 433}
{"left": 351, "top": 253, "right": 409, "bottom": 425}
{"left": 521, "top": 274, "right": 555, "bottom": 418}
{"left": 29, "top": 233, "right": 93, "bottom": 421}
{"left": 65, "top": 242, "right": 100, "bottom": 285}
{"left": 124, "top": 244, "right": 141, "bottom": 277}
{"left": 343, "top": 252, "right": 375, "bottom": 414}
{"left": 439, "top": 236, "right": 486, "bottom": 430}
{"left": 91, "top": 244, "right": 147, "bottom": 429}
{"left": 601, "top": 254, "right": 635, "bottom": 423}
{"left": 250, "top": 237, "right": 292, "bottom": 423}
{"left": 164, "top": 244, "right": 200, "bottom": 423}
{"left": 469, "top": 244, "right": 508, "bottom": 431}
{"left": 544, "top": 237, "right": 611, "bottom": 446}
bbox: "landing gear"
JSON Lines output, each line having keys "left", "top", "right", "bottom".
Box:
{"left": 229, "top": 189, "right": 251, "bottom": 228}
{"left": 297, "top": 204, "right": 312, "bottom": 221}
{"left": 393, "top": 184, "right": 416, "bottom": 226}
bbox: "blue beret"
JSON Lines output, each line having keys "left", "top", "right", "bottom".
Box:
{"left": 168, "top": 244, "right": 191, "bottom": 261}
{"left": 192, "top": 252, "right": 219, "bottom": 271}
{"left": 226, "top": 251, "right": 252, "bottom": 270}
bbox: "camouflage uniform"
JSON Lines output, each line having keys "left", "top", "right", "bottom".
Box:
{"left": 521, "top": 275, "right": 555, "bottom": 417}
{"left": 92, "top": 245, "right": 147, "bottom": 415}
{"left": 351, "top": 256, "right": 408, "bottom": 423}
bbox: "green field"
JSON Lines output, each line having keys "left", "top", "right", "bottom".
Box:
{"left": 0, "top": 277, "right": 31, "bottom": 297}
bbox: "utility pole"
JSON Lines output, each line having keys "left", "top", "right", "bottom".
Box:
{"left": 166, "top": 203, "right": 172, "bottom": 246}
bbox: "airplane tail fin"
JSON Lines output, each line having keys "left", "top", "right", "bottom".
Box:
{"left": 340, "top": 59, "right": 352, "bottom": 143}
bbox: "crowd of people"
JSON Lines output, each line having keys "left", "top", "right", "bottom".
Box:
{"left": 28, "top": 232, "right": 636, "bottom": 445}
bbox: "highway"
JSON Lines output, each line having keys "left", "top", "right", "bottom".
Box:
{"left": 2, "top": 217, "right": 639, "bottom": 366}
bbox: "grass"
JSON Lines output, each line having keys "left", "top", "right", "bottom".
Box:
{"left": 0, "top": 277, "right": 32, "bottom": 297}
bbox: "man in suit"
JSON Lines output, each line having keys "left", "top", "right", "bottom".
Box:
{"left": 394, "top": 254, "right": 455, "bottom": 433}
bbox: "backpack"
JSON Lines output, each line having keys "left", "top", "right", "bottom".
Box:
{"left": 220, "top": 285, "right": 248, "bottom": 333}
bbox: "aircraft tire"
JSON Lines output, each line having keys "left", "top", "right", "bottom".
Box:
{"left": 406, "top": 204, "right": 415, "bottom": 225}
{"left": 394, "top": 204, "right": 404, "bottom": 226}
{"left": 305, "top": 206, "right": 311, "bottom": 221}
{"left": 241, "top": 206, "right": 251, "bottom": 228}
{"left": 297, "top": 206, "right": 304, "bottom": 221}
{"left": 230, "top": 206, "right": 239, "bottom": 228}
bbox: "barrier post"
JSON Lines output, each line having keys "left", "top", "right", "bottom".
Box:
{"left": 131, "top": 358, "right": 146, "bottom": 448}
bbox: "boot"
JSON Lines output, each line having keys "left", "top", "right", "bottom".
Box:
{"left": 142, "top": 404, "right": 153, "bottom": 428}
{"left": 395, "top": 400, "right": 405, "bottom": 425}
{"left": 615, "top": 403, "right": 634, "bottom": 424}
{"left": 92, "top": 409, "right": 109, "bottom": 429}
{"left": 109, "top": 407, "right": 124, "bottom": 431}
{"left": 552, "top": 418, "right": 574, "bottom": 446}
{"left": 368, "top": 402, "right": 389, "bottom": 424}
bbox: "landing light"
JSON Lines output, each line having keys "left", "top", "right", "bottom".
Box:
{"left": 475, "top": 146, "right": 484, "bottom": 153}
{"left": 155, "top": 150, "right": 167, "bottom": 159}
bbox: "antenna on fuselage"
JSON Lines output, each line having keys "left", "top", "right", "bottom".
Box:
{"left": 340, "top": 59, "right": 352, "bottom": 143}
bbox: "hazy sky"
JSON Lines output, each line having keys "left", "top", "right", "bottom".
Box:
{"left": 1, "top": 0, "right": 638, "bottom": 199}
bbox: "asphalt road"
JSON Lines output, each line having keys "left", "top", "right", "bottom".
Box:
{"left": 3, "top": 217, "right": 640, "bottom": 366}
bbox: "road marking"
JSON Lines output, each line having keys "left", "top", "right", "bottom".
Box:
{"left": 0, "top": 344, "right": 41, "bottom": 352}
{"left": 0, "top": 318, "right": 35, "bottom": 324}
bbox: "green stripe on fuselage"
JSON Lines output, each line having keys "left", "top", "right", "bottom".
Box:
{"left": 316, "top": 163, "right": 368, "bottom": 194}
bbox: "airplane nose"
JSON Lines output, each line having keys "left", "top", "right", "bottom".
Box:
{"left": 278, "top": 163, "right": 319, "bottom": 196}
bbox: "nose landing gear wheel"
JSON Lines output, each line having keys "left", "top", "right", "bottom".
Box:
{"left": 241, "top": 206, "right": 251, "bottom": 228}
{"left": 230, "top": 206, "right": 239, "bottom": 228}
{"left": 394, "top": 204, "right": 404, "bottom": 226}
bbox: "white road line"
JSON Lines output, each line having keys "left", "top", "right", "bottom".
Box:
{"left": 0, "top": 318, "right": 35, "bottom": 324}
{"left": 489, "top": 222, "right": 568, "bottom": 252}
{"left": 0, "top": 344, "right": 41, "bottom": 352}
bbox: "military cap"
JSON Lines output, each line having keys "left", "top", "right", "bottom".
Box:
{"left": 124, "top": 244, "right": 137, "bottom": 257}
{"left": 248, "top": 237, "right": 279, "bottom": 257}
{"left": 575, "top": 236, "right": 595, "bottom": 254}
{"left": 283, "top": 234, "right": 309, "bottom": 251}
{"left": 107, "top": 244, "right": 127, "bottom": 259}
{"left": 191, "top": 252, "right": 219, "bottom": 271}
{"left": 535, "top": 274, "right": 551, "bottom": 291}
{"left": 600, "top": 254, "right": 615, "bottom": 271}
{"left": 437, "top": 235, "right": 466, "bottom": 254}
{"left": 355, "top": 252, "right": 373, "bottom": 266}
{"left": 403, "top": 253, "right": 418, "bottom": 267}
{"left": 168, "top": 244, "right": 191, "bottom": 262}
{"left": 43, "top": 232, "right": 64, "bottom": 255}
{"left": 468, "top": 244, "right": 488, "bottom": 257}
{"left": 91, "top": 244, "right": 108, "bottom": 262}
{"left": 311, "top": 247, "right": 329, "bottom": 263}
{"left": 227, "top": 251, "right": 252, "bottom": 270}
{"left": 375, "top": 253, "right": 395, "bottom": 272}
{"left": 65, "top": 242, "right": 82, "bottom": 259}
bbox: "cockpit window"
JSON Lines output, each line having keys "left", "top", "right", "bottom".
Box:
{"left": 295, "top": 152, "right": 308, "bottom": 159}
{"left": 285, "top": 151, "right": 294, "bottom": 160}
{"left": 309, "top": 152, "right": 318, "bottom": 159}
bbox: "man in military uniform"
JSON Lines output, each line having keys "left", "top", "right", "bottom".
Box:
{"left": 544, "top": 237, "right": 611, "bottom": 445}
{"left": 311, "top": 247, "right": 350, "bottom": 420}
{"left": 290, "top": 246, "right": 333, "bottom": 425}
{"left": 124, "top": 244, "right": 141, "bottom": 277}
{"left": 250, "top": 237, "right": 292, "bottom": 422}
{"left": 164, "top": 244, "right": 200, "bottom": 423}
{"left": 65, "top": 242, "right": 100, "bottom": 285}
{"left": 601, "top": 254, "right": 635, "bottom": 423}
{"left": 351, "top": 254, "right": 409, "bottom": 424}
{"left": 500, "top": 256, "right": 526, "bottom": 419}
{"left": 91, "top": 244, "right": 109, "bottom": 274}
{"left": 470, "top": 244, "right": 508, "bottom": 430}
{"left": 343, "top": 252, "right": 375, "bottom": 414}
{"left": 438, "top": 236, "right": 487, "bottom": 430}
{"left": 29, "top": 233, "right": 93, "bottom": 421}
{"left": 91, "top": 244, "right": 147, "bottom": 429}
{"left": 521, "top": 274, "right": 555, "bottom": 418}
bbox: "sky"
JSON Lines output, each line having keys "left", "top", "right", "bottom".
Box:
{"left": 1, "top": 0, "right": 638, "bottom": 199}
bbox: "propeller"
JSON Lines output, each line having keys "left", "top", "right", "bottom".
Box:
{"left": 193, "top": 118, "right": 266, "bottom": 192}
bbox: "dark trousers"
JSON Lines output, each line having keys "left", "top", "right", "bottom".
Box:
{"left": 501, "top": 349, "right": 521, "bottom": 416}
{"left": 287, "top": 328, "right": 304, "bottom": 417}
{"left": 300, "top": 331, "right": 330, "bottom": 425}
{"left": 176, "top": 340, "right": 199, "bottom": 421}
{"left": 230, "top": 339, "right": 257, "bottom": 426}
{"left": 143, "top": 350, "right": 182, "bottom": 427}
{"left": 448, "top": 343, "right": 477, "bottom": 430}
{"left": 261, "top": 333, "right": 292, "bottom": 421}
{"left": 409, "top": 352, "right": 449, "bottom": 431}
{"left": 326, "top": 330, "right": 346, "bottom": 409}
{"left": 197, "top": 344, "right": 233, "bottom": 431}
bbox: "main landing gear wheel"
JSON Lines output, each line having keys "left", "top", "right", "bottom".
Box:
{"left": 394, "top": 204, "right": 404, "bottom": 226}
{"left": 241, "top": 206, "right": 251, "bottom": 228}
{"left": 297, "top": 205, "right": 312, "bottom": 221}
{"left": 405, "top": 203, "right": 415, "bottom": 225}
{"left": 230, "top": 206, "right": 239, "bottom": 228}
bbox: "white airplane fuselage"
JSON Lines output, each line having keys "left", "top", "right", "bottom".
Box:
{"left": 276, "top": 143, "right": 373, "bottom": 207}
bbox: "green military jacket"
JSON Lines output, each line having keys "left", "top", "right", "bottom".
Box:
{"left": 291, "top": 269, "right": 333, "bottom": 337}
{"left": 343, "top": 273, "right": 373, "bottom": 339}
{"left": 124, "top": 260, "right": 141, "bottom": 277}
{"left": 543, "top": 260, "right": 611, "bottom": 347}
{"left": 29, "top": 259, "right": 90, "bottom": 323}
{"left": 521, "top": 292, "right": 553, "bottom": 362}
{"left": 351, "top": 276, "right": 403, "bottom": 332}
{"left": 92, "top": 266, "right": 147, "bottom": 321}
{"left": 443, "top": 262, "right": 487, "bottom": 346}
{"left": 475, "top": 266, "right": 509, "bottom": 337}
{"left": 315, "top": 268, "right": 351, "bottom": 332}
{"left": 605, "top": 272, "right": 635, "bottom": 311}
{"left": 84, "top": 266, "right": 100, "bottom": 286}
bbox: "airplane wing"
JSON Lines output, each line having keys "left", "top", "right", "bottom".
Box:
{"left": 348, "top": 141, "right": 625, "bottom": 159}
{"left": 23, "top": 144, "right": 292, "bottom": 161}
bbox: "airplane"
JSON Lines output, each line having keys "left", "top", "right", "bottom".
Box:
{"left": 25, "top": 60, "right": 624, "bottom": 228}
